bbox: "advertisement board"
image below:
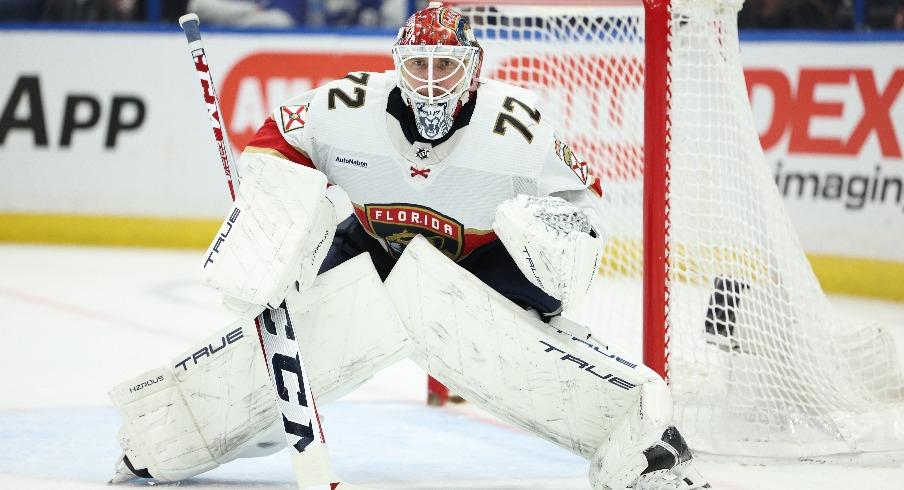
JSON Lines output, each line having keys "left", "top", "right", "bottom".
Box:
{"left": 1, "top": 29, "right": 901, "bottom": 296}
{"left": 742, "top": 42, "right": 903, "bottom": 264}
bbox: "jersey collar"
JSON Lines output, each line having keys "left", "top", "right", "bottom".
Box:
{"left": 387, "top": 86, "right": 477, "bottom": 146}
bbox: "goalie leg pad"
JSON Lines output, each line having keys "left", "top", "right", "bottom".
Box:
{"left": 288, "top": 253, "right": 412, "bottom": 402}
{"left": 110, "top": 253, "right": 411, "bottom": 482}
{"left": 196, "top": 153, "right": 336, "bottom": 316}
{"left": 384, "top": 236, "right": 671, "bottom": 461}
{"left": 109, "top": 327, "right": 280, "bottom": 482}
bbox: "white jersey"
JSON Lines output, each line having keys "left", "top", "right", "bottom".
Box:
{"left": 246, "top": 71, "right": 605, "bottom": 261}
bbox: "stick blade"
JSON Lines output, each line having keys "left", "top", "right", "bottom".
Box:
{"left": 290, "top": 443, "right": 343, "bottom": 489}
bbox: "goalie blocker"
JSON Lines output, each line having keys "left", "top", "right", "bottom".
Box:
{"left": 196, "top": 152, "right": 337, "bottom": 318}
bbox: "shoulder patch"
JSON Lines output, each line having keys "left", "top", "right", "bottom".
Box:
{"left": 555, "top": 139, "right": 589, "bottom": 185}
{"left": 280, "top": 104, "right": 308, "bottom": 133}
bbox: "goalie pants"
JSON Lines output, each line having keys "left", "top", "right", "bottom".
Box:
{"left": 320, "top": 216, "right": 562, "bottom": 315}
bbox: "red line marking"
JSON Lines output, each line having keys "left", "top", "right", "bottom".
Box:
{"left": 0, "top": 285, "right": 198, "bottom": 342}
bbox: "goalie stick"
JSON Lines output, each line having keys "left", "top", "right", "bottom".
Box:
{"left": 178, "top": 13, "right": 364, "bottom": 490}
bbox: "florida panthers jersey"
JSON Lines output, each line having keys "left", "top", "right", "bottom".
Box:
{"left": 241, "top": 71, "right": 604, "bottom": 262}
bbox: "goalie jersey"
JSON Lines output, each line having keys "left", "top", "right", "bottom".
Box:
{"left": 241, "top": 70, "right": 605, "bottom": 262}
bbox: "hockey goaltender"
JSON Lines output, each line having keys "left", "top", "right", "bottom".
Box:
{"left": 107, "top": 3, "right": 710, "bottom": 489}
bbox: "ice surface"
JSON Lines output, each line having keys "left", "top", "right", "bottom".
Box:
{"left": 1, "top": 243, "right": 903, "bottom": 489}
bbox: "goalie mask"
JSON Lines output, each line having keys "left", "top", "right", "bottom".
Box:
{"left": 392, "top": 2, "right": 483, "bottom": 140}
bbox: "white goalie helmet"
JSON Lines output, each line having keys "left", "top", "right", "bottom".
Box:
{"left": 391, "top": 2, "right": 483, "bottom": 140}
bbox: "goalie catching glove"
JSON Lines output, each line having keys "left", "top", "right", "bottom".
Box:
{"left": 196, "top": 153, "right": 337, "bottom": 317}
{"left": 493, "top": 195, "right": 608, "bottom": 312}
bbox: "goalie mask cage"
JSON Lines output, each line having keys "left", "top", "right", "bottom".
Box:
{"left": 443, "top": 0, "right": 904, "bottom": 457}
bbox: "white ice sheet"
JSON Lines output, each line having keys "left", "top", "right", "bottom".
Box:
{"left": 1, "top": 244, "right": 903, "bottom": 489}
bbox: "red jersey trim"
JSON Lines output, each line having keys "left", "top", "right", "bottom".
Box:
{"left": 244, "top": 117, "right": 315, "bottom": 169}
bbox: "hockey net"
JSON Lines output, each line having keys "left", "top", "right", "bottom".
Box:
{"left": 446, "top": 0, "right": 904, "bottom": 457}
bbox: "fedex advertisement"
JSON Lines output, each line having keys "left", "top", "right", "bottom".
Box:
{"left": 742, "top": 42, "right": 904, "bottom": 263}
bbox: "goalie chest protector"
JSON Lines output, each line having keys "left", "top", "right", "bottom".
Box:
{"left": 301, "top": 72, "right": 552, "bottom": 260}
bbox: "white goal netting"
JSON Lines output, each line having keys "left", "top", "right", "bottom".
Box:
{"left": 450, "top": 0, "right": 904, "bottom": 457}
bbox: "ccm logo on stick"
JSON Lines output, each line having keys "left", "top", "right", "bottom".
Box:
{"left": 191, "top": 51, "right": 223, "bottom": 140}
{"left": 259, "top": 305, "right": 318, "bottom": 453}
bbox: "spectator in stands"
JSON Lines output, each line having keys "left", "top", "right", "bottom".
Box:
{"left": 379, "top": 0, "right": 407, "bottom": 27}
{"left": 158, "top": 0, "right": 190, "bottom": 23}
{"left": 867, "top": 0, "right": 904, "bottom": 29}
{"left": 0, "top": 0, "right": 45, "bottom": 20}
{"left": 41, "top": 0, "right": 138, "bottom": 21}
{"left": 738, "top": 0, "right": 840, "bottom": 29}
{"left": 185, "top": 0, "right": 398, "bottom": 28}
{"left": 186, "top": 0, "right": 300, "bottom": 27}
{"left": 322, "top": 0, "right": 382, "bottom": 26}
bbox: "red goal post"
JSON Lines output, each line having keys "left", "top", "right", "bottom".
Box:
{"left": 438, "top": 0, "right": 904, "bottom": 460}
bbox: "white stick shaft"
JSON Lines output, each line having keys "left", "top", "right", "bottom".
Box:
{"left": 178, "top": 13, "right": 238, "bottom": 201}
{"left": 257, "top": 305, "right": 345, "bottom": 489}
{"left": 178, "top": 14, "right": 355, "bottom": 490}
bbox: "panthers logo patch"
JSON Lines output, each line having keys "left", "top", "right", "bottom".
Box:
{"left": 364, "top": 204, "right": 463, "bottom": 260}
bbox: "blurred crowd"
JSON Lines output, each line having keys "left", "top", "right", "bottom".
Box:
{"left": 0, "top": 0, "right": 409, "bottom": 27}
{"left": 738, "top": 0, "right": 904, "bottom": 30}
{"left": 0, "top": 0, "right": 901, "bottom": 30}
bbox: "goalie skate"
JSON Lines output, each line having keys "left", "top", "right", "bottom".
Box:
{"left": 109, "top": 452, "right": 149, "bottom": 484}
{"left": 630, "top": 427, "right": 711, "bottom": 490}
